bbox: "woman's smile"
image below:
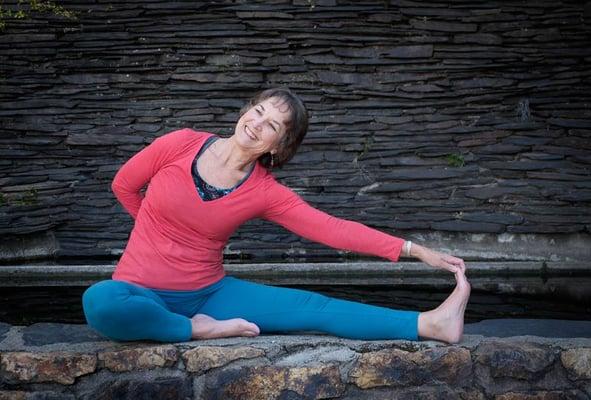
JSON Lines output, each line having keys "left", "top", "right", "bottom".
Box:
{"left": 244, "top": 125, "right": 258, "bottom": 141}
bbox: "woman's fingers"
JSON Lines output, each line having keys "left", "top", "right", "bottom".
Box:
{"left": 441, "top": 254, "right": 466, "bottom": 274}
{"left": 440, "top": 260, "right": 458, "bottom": 273}
{"left": 425, "top": 249, "right": 467, "bottom": 274}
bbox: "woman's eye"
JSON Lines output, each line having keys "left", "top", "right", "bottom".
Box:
{"left": 255, "top": 108, "right": 276, "bottom": 132}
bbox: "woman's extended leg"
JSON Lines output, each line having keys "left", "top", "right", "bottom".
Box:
{"left": 82, "top": 280, "right": 192, "bottom": 342}
{"left": 196, "top": 277, "right": 420, "bottom": 341}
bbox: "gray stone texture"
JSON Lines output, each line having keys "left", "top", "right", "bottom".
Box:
{"left": 0, "top": 329, "right": 590, "bottom": 400}
{"left": 23, "top": 323, "right": 108, "bottom": 346}
{"left": 0, "top": 1, "right": 589, "bottom": 266}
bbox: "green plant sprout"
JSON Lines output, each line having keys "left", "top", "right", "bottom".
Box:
{"left": 446, "top": 153, "right": 465, "bottom": 167}
{"left": 0, "top": 0, "right": 79, "bottom": 31}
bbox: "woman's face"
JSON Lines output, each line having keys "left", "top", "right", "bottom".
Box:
{"left": 234, "top": 97, "right": 291, "bottom": 156}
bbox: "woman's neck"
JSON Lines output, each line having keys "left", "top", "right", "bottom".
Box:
{"left": 210, "top": 137, "right": 256, "bottom": 173}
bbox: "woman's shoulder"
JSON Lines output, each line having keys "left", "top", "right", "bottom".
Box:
{"left": 158, "top": 128, "right": 215, "bottom": 143}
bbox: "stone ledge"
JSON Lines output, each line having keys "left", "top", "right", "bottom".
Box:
{"left": 1, "top": 261, "right": 589, "bottom": 287}
{"left": 0, "top": 323, "right": 590, "bottom": 399}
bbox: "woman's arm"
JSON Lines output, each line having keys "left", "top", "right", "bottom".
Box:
{"left": 260, "top": 179, "right": 405, "bottom": 262}
{"left": 261, "top": 178, "right": 467, "bottom": 272}
{"left": 111, "top": 128, "right": 192, "bottom": 219}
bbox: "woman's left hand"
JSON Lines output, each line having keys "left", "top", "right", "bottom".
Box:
{"left": 414, "top": 244, "right": 466, "bottom": 274}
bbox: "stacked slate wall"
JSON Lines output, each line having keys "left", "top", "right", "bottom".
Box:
{"left": 0, "top": 0, "right": 590, "bottom": 262}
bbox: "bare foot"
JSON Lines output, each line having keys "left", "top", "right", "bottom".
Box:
{"left": 417, "top": 270, "right": 471, "bottom": 344}
{"left": 191, "top": 313, "right": 260, "bottom": 340}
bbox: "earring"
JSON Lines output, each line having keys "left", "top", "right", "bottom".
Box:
{"left": 271, "top": 153, "right": 274, "bottom": 168}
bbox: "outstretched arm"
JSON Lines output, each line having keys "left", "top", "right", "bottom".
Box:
{"left": 260, "top": 179, "right": 406, "bottom": 262}
{"left": 261, "top": 178, "right": 466, "bottom": 272}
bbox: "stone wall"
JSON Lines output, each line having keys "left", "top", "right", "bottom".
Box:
{"left": 0, "top": 323, "right": 590, "bottom": 399}
{"left": 0, "top": 1, "right": 590, "bottom": 262}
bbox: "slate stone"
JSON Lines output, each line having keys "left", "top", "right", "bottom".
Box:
{"left": 399, "top": 84, "right": 444, "bottom": 93}
{"left": 483, "top": 160, "right": 568, "bottom": 171}
{"left": 383, "top": 45, "right": 433, "bottom": 58}
{"left": 452, "top": 77, "right": 514, "bottom": 89}
{"left": 522, "top": 152, "right": 565, "bottom": 161}
{"left": 431, "top": 220, "right": 505, "bottom": 233}
{"left": 459, "top": 212, "right": 524, "bottom": 225}
{"left": 332, "top": 47, "right": 377, "bottom": 58}
{"left": 465, "top": 185, "right": 540, "bottom": 200}
{"left": 554, "top": 191, "right": 591, "bottom": 202}
{"left": 400, "top": 7, "right": 469, "bottom": 17}
{"left": 1, "top": 0, "right": 590, "bottom": 255}
{"left": 22, "top": 323, "right": 109, "bottom": 346}
{"left": 527, "top": 171, "right": 588, "bottom": 181}
{"left": 507, "top": 224, "right": 585, "bottom": 234}
{"left": 382, "top": 167, "right": 468, "bottom": 180}
{"left": 453, "top": 33, "right": 503, "bottom": 45}
{"left": 503, "top": 136, "right": 553, "bottom": 146}
{"left": 410, "top": 19, "right": 478, "bottom": 32}
{"left": 0, "top": 34, "right": 56, "bottom": 44}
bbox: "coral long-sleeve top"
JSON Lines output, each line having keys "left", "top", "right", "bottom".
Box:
{"left": 111, "top": 128, "right": 405, "bottom": 290}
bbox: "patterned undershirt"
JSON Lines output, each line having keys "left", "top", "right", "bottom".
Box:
{"left": 191, "top": 135, "right": 254, "bottom": 201}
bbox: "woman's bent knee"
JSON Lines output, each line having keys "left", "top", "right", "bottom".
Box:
{"left": 82, "top": 280, "right": 131, "bottom": 338}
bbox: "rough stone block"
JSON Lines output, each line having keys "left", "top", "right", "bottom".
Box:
{"left": 349, "top": 346, "right": 472, "bottom": 389}
{"left": 182, "top": 345, "right": 265, "bottom": 374}
{"left": 494, "top": 390, "right": 588, "bottom": 400}
{"left": 0, "top": 392, "right": 26, "bottom": 400}
{"left": 98, "top": 345, "right": 178, "bottom": 372}
{"left": 561, "top": 348, "right": 591, "bottom": 381}
{"left": 475, "top": 341, "right": 555, "bottom": 380}
{"left": 0, "top": 352, "right": 96, "bottom": 385}
{"left": 204, "top": 364, "right": 344, "bottom": 399}
{"left": 84, "top": 376, "right": 192, "bottom": 400}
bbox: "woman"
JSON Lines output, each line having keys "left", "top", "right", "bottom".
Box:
{"left": 83, "top": 87, "right": 470, "bottom": 344}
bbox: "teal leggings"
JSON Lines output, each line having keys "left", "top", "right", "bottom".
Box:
{"left": 82, "top": 276, "right": 420, "bottom": 342}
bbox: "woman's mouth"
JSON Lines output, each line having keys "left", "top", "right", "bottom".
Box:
{"left": 244, "top": 125, "right": 257, "bottom": 141}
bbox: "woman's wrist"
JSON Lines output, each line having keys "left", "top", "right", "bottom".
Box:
{"left": 408, "top": 241, "right": 424, "bottom": 259}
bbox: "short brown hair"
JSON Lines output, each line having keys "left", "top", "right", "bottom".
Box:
{"left": 238, "top": 87, "right": 309, "bottom": 170}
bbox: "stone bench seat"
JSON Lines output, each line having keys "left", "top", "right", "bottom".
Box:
{"left": 0, "top": 321, "right": 590, "bottom": 400}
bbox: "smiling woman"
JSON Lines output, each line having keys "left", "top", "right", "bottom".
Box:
{"left": 235, "top": 87, "right": 309, "bottom": 170}
{"left": 82, "top": 86, "right": 471, "bottom": 345}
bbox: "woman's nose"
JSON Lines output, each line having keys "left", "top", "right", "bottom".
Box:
{"left": 252, "top": 117, "right": 264, "bottom": 130}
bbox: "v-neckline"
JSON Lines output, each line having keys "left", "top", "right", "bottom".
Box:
{"left": 189, "top": 134, "right": 258, "bottom": 204}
